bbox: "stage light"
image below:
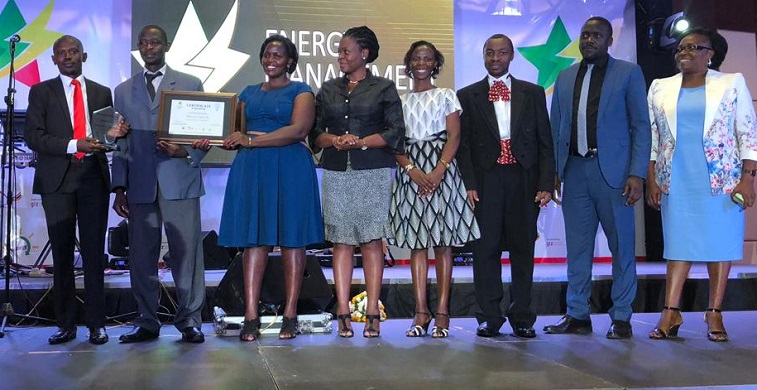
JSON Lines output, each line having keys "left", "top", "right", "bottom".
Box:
{"left": 672, "top": 18, "right": 690, "bottom": 34}
{"left": 660, "top": 12, "right": 690, "bottom": 49}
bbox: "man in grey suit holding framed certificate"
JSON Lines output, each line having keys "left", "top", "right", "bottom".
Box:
{"left": 111, "top": 25, "right": 209, "bottom": 343}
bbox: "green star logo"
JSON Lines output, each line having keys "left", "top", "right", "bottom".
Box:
{"left": 0, "top": 0, "right": 62, "bottom": 86}
{"left": 517, "top": 16, "right": 580, "bottom": 92}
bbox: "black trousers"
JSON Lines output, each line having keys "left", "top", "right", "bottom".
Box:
{"left": 41, "top": 157, "right": 108, "bottom": 329}
{"left": 472, "top": 163, "right": 538, "bottom": 329}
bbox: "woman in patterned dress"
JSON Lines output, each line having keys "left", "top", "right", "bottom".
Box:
{"left": 646, "top": 28, "right": 757, "bottom": 342}
{"left": 388, "top": 41, "right": 480, "bottom": 338}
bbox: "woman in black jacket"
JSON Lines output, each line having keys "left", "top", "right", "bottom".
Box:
{"left": 312, "top": 26, "right": 405, "bottom": 338}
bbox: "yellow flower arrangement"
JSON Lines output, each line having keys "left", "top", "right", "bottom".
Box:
{"left": 349, "top": 291, "right": 388, "bottom": 322}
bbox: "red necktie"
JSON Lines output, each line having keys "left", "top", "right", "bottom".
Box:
{"left": 488, "top": 80, "right": 510, "bottom": 102}
{"left": 71, "top": 79, "right": 85, "bottom": 159}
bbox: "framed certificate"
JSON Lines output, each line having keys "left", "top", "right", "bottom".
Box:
{"left": 157, "top": 91, "right": 238, "bottom": 145}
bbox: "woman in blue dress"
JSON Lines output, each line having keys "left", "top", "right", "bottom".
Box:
{"left": 647, "top": 28, "right": 757, "bottom": 342}
{"left": 218, "top": 35, "right": 324, "bottom": 341}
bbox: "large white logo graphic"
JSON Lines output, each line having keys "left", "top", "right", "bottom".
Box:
{"left": 131, "top": 0, "right": 249, "bottom": 92}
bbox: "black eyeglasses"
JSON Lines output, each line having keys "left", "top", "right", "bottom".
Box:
{"left": 675, "top": 44, "right": 713, "bottom": 54}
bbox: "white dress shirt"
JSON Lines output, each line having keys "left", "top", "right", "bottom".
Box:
{"left": 488, "top": 73, "right": 511, "bottom": 140}
{"left": 143, "top": 64, "right": 167, "bottom": 93}
{"left": 61, "top": 74, "right": 91, "bottom": 154}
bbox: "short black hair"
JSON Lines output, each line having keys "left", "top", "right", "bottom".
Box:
{"left": 343, "top": 26, "right": 380, "bottom": 63}
{"left": 482, "top": 34, "right": 513, "bottom": 53}
{"left": 53, "top": 35, "right": 83, "bottom": 53}
{"left": 403, "top": 40, "right": 445, "bottom": 79}
{"left": 680, "top": 27, "right": 728, "bottom": 70}
{"left": 585, "top": 16, "right": 613, "bottom": 38}
{"left": 139, "top": 25, "right": 168, "bottom": 44}
{"left": 259, "top": 35, "right": 299, "bottom": 74}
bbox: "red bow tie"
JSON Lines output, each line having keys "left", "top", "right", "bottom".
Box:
{"left": 488, "top": 80, "right": 510, "bottom": 102}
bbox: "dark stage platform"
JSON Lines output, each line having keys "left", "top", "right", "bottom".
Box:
{"left": 2, "top": 312, "right": 757, "bottom": 389}
{"left": 3, "top": 262, "right": 757, "bottom": 324}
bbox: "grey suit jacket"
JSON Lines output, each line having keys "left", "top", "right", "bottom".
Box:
{"left": 111, "top": 67, "right": 206, "bottom": 203}
{"left": 550, "top": 56, "right": 651, "bottom": 188}
{"left": 25, "top": 76, "right": 112, "bottom": 194}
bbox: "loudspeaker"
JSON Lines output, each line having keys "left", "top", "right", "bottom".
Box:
{"left": 215, "top": 252, "right": 332, "bottom": 315}
{"left": 202, "top": 230, "right": 232, "bottom": 270}
{"left": 107, "top": 219, "right": 129, "bottom": 257}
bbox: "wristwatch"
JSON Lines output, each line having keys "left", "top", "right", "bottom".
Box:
{"left": 360, "top": 139, "right": 368, "bottom": 151}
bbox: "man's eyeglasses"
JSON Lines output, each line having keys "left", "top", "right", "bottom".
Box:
{"left": 137, "top": 40, "right": 165, "bottom": 48}
{"left": 675, "top": 44, "right": 713, "bottom": 54}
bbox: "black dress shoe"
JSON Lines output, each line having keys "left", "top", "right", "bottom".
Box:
{"left": 606, "top": 320, "right": 633, "bottom": 339}
{"left": 119, "top": 327, "right": 159, "bottom": 343}
{"left": 88, "top": 327, "right": 109, "bottom": 345}
{"left": 180, "top": 326, "right": 205, "bottom": 343}
{"left": 512, "top": 324, "right": 536, "bottom": 339}
{"left": 543, "top": 315, "right": 592, "bottom": 334}
{"left": 476, "top": 322, "right": 501, "bottom": 338}
{"left": 48, "top": 328, "right": 77, "bottom": 345}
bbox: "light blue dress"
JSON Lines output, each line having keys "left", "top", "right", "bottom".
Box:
{"left": 661, "top": 85, "right": 744, "bottom": 261}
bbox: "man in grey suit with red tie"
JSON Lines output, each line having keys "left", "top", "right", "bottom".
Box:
{"left": 457, "top": 34, "right": 555, "bottom": 339}
{"left": 111, "top": 25, "right": 209, "bottom": 343}
{"left": 545, "top": 17, "right": 651, "bottom": 339}
{"left": 25, "top": 35, "right": 128, "bottom": 345}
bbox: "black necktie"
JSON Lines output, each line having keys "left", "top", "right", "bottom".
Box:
{"left": 145, "top": 71, "right": 162, "bottom": 101}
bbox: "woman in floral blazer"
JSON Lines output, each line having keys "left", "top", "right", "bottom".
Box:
{"left": 646, "top": 28, "right": 757, "bottom": 343}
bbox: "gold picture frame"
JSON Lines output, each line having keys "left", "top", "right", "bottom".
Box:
{"left": 157, "top": 91, "right": 238, "bottom": 145}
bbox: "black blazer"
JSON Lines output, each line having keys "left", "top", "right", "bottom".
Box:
{"left": 457, "top": 76, "right": 555, "bottom": 192}
{"left": 312, "top": 72, "right": 405, "bottom": 171}
{"left": 25, "top": 76, "right": 112, "bottom": 194}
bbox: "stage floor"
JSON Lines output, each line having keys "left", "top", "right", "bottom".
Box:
{"left": 2, "top": 311, "right": 757, "bottom": 389}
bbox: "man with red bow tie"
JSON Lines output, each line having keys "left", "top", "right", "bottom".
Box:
{"left": 457, "top": 34, "right": 555, "bottom": 339}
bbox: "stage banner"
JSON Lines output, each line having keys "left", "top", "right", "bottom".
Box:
{"left": 130, "top": 0, "right": 455, "bottom": 165}
{"left": 129, "top": 0, "right": 454, "bottom": 94}
{"left": 454, "top": 0, "right": 638, "bottom": 261}
{"left": 0, "top": 0, "right": 133, "bottom": 111}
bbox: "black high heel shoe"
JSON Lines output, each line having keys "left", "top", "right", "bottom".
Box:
{"left": 649, "top": 306, "right": 682, "bottom": 339}
{"left": 336, "top": 313, "right": 354, "bottom": 338}
{"left": 704, "top": 308, "right": 728, "bottom": 342}
{"left": 363, "top": 314, "right": 381, "bottom": 338}
{"left": 405, "top": 312, "right": 432, "bottom": 337}
{"left": 279, "top": 316, "right": 299, "bottom": 340}
{"left": 240, "top": 318, "right": 261, "bottom": 342}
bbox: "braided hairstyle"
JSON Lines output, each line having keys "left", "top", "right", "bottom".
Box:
{"left": 343, "top": 26, "right": 380, "bottom": 63}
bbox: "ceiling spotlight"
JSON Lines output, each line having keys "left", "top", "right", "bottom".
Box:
{"left": 660, "top": 12, "right": 690, "bottom": 49}
{"left": 672, "top": 18, "right": 690, "bottom": 34}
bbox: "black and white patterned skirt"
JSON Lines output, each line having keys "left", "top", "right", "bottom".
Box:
{"left": 387, "top": 136, "right": 480, "bottom": 249}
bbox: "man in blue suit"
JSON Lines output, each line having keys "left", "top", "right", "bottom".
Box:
{"left": 544, "top": 16, "right": 651, "bottom": 339}
{"left": 111, "top": 25, "right": 209, "bottom": 343}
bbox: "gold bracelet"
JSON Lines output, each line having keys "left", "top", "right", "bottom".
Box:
{"left": 247, "top": 137, "right": 252, "bottom": 147}
{"left": 439, "top": 159, "right": 451, "bottom": 169}
{"left": 404, "top": 163, "right": 416, "bottom": 172}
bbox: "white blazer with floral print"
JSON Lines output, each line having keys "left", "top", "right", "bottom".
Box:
{"left": 648, "top": 70, "right": 757, "bottom": 195}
